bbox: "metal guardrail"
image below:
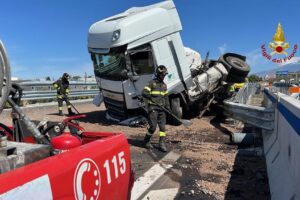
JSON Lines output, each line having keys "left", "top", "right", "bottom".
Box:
{"left": 270, "top": 86, "right": 289, "bottom": 95}
{"left": 223, "top": 102, "right": 274, "bottom": 131}
{"left": 19, "top": 81, "right": 97, "bottom": 86}
{"left": 17, "top": 82, "right": 99, "bottom": 101}
{"left": 223, "top": 83, "right": 275, "bottom": 133}
{"left": 269, "top": 86, "right": 300, "bottom": 100}
{"left": 22, "top": 90, "right": 99, "bottom": 100}
{"left": 232, "top": 83, "right": 260, "bottom": 104}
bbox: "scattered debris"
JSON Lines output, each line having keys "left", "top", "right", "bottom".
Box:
{"left": 0, "top": 103, "right": 271, "bottom": 199}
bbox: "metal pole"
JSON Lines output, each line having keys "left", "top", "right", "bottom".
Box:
{"left": 7, "top": 98, "right": 49, "bottom": 144}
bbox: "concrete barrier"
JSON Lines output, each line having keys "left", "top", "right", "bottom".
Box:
{"left": 263, "top": 89, "right": 300, "bottom": 200}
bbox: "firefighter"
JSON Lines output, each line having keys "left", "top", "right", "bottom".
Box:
{"left": 53, "top": 73, "right": 75, "bottom": 116}
{"left": 228, "top": 84, "right": 236, "bottom": 97}
{"left": 142, "top": 65, "right": 170, "bottom": 152}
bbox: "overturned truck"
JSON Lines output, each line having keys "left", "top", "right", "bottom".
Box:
{"left": 88, "top": 0, "right": 250, "bottom": 121}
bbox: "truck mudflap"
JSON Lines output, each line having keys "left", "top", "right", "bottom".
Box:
{"left": 0, "top": 133, "right": 133, "bottom": 200}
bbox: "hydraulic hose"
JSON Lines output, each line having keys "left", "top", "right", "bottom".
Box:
{"left": 0, "top": 41, "right": 11, "bottom": 113}
{"left": 7, "top": 98, "right": 50, "bottom": 145}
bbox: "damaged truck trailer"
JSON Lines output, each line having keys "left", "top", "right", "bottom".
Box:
{"left": 88, "top": 0, "right": 250, "bottom": 121}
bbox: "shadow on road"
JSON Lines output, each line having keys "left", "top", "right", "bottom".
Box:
{"left": 209, "top": 115, "right": 232, "bottom": 136}
{"left": 46, "top": 113, "right": 61, "bottom": 116}
{"left": 209, "top": 120, "right": 271, "bottom": 200}
{"left": 224, "top": 151, "right": 270, "bottom": 200}
{"left": 127, "top": 138, "right": 145, "bottom": 148}
{"left": 223, "top": 125, "right": 270, "bottom": 199}
{"left": 207, "top": 114, "right": 270, "bottom": 199}
{"left": 76, "top": 110, "right": 112, "bottom": 126}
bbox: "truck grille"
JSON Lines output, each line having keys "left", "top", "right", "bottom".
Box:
{"left": 103, "top": 97, "right": 127, "bottom": 121}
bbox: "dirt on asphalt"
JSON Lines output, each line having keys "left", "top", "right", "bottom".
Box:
{"left": 0, "top": 103, "right": 270, "bottom": 200}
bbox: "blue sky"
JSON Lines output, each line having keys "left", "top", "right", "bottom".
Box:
{"left": 0, "top": 0, "right": 299, "bottom": 79}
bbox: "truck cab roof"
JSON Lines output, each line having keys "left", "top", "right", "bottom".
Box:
{"left": 88, "top": 0, "right": 182, "bottom": 52}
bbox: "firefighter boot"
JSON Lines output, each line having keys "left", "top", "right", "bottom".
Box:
{"left": 159, "top": 137, "right": 167, "bottom": 152}
{"left": 143, "top": 134, "right": 153, "bottom": 149}
{"left": 68, "top": 108, "right": 76, "bottom": 116}
{"left": 58, "top": 110, "right": 63, "bottom": 116}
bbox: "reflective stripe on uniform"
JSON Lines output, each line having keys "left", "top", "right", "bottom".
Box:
{"left": 65, "top": 89, "right": 70, "bottom": 93}
{"left": 53, "top": 83, "right": 59, "bottom": 88}
{"left": 58, "top": 107, "right": 63, "bottom": 110}
{"left": 67, "top": 105, "right": 71, "bottom": 108}
{"left": 159, "top": 131, "right": 166, "bottom": 137}
{"left": 57, "top": 95, "right": 63, "bottom": 99}
{"left": 148, "top": 101, "right": 164, "bottom": 106}
{"left": 144, "top": 86, "right": 151, "bottom": 92}
{"left": 150, "top": 91, "right": 168, "bottom": 95}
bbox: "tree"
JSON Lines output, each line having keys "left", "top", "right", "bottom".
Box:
{"left": 72, "top": 76, "right": 81, "bottom": 81}
{"left": 248, "top": 74, "right": 262, "bottom": 82}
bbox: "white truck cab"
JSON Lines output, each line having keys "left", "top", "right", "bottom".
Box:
{"left": 88, "top": 1, "right": 250, "bottom": 121}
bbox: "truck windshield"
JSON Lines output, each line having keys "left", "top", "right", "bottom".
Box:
{"left": 92, "top": 47, "right": 127, "bottom": 81}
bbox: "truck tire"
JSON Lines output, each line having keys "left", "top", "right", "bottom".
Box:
{"left": 170, "top": 97, "right": 182, "bottom": 125}
{"left": 0, "top": 41, "right": 11, "bottom": 113}
{"left": 218, "top": 53, "right": 250, "bottom": 80}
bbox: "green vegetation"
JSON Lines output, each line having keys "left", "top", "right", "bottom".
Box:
{"left": 248, "top": 74, "right": 262, "bottom": 82}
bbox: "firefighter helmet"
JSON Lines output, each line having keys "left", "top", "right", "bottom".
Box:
{"left": 62, "top": 73, "right": 70, "bottom": 80}
{"left": 156, "top": 65, "right": 168, "bottom": 76}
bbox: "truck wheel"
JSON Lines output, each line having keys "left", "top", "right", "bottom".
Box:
{"left": 219, "top": 53, "right": 250, "bottom": 78}
{"left": 171, "top": 97, "right": 183, "bottom": 118}
{"left": 0, "top": 41, "right": 11, "bottom": 113}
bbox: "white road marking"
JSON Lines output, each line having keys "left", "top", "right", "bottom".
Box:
{"left": 131, "top": 151, "right": 180, "bottom": 200}
{"left": 141, "top": 188, "right": 179, "bottom": 200}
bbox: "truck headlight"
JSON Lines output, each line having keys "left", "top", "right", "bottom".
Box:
{"left": 112, "top": 30, "right": 121, "bottom": 42}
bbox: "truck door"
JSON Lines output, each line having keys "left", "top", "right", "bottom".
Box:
{"left": 151, "top": 38, "right": 181, "bottom": 91}
{"left": 122, "top": 45, "right": 155, "bottom": 109}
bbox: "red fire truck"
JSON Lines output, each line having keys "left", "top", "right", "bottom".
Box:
{"left": 0, "top": 41, "right": 134, "bottom": 199}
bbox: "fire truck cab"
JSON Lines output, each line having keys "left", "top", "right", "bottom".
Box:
{"left": 0, "top": 41, "right": 134, "bottom": 200}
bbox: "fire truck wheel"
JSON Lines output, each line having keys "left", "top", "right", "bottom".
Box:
{"left": 0, "top": 41, "right": 11, "bottom": 114}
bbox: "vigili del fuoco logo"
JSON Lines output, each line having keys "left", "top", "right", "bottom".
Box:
{"left": 261, "top": 23, "right": 298, "bottom": 64}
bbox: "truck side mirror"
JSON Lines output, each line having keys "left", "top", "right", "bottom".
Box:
{"left": 90, "top": 54, "right": 95, "bottom": 61}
